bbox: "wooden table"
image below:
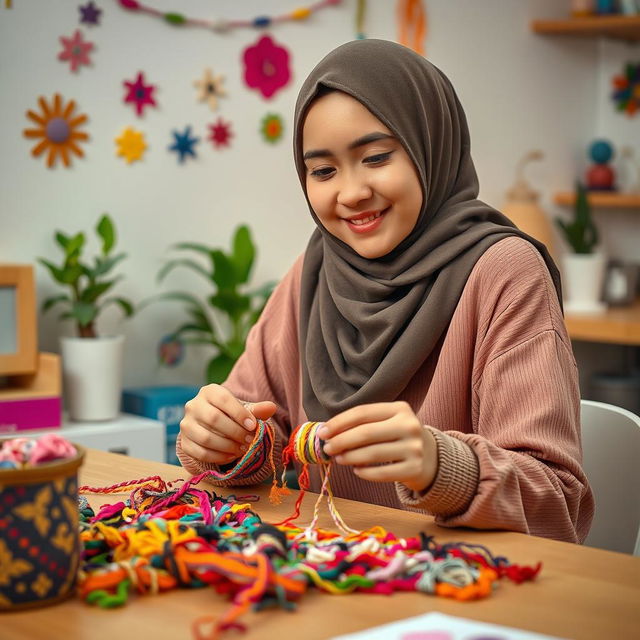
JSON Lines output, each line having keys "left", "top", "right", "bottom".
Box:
{"left": 565, "top": 299, "right": 640, "bottom": 346}
{"left": 3, "top": 450, "right": 640, "bottom": 640}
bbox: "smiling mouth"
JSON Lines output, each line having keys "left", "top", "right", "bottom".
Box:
{"left": 346, "top": 209, "right": 386, "bottom": 225}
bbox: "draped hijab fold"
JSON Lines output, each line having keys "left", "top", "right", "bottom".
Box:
{"left": 293, "top": 39, "right": 562, "bottom": 421}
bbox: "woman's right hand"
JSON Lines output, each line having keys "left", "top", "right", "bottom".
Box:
{"left": 179, "top": 384, "right": 277, "bottom": 465}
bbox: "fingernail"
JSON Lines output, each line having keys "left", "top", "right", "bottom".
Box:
{"left": 244, "top": 418, "right": 255, "bottom": 430}
{"left": 245, "top": 435, "right": 254, "bottom": 444}
{"left": 317, "top": 426, "right": 327, "bottom": 438}
{"left": 323, "top": 443, "right": 332, "bottom": 455}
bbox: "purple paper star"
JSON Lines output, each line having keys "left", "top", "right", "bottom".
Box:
{"left": 79, "top": 2, "right": 102, "bottom": 26}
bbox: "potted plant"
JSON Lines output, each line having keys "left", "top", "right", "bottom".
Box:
{"left": 148, "top": 224, "right": 276, "bottom": 383}
{"left": 554, "top": 182, "right": 606, "bottom": 313}
{"left": 39, "top": 214, "right": 135, "bottom": 421}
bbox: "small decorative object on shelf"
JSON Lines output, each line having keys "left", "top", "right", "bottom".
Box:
{"left": 620, "top": 146, "right": 640, "bottom": 193}
{"left": 555, "top": 182, "right": 607, "bottom": 314}
{"left": 586, "top": 139, "right": 617, "bottom": 191}
{"left": 595, "top": 0, "right": 617, "bottom": 15}
{"left": 571, "top": 0, "right": 594, "bottom": 17}
{"left": 602, "top": 260, "right": 639, "bottom": 307}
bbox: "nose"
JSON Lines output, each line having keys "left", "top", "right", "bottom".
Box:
{"left": 336, "top": 170, "right": 373, "bottom": 208}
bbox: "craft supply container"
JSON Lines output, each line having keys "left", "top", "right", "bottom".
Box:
{"left": 0, "top": 443, "right": 85, "bottom": 610}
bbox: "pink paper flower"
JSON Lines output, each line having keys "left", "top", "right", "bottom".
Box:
{"left": 58, "top": 29, "right": 94, "bottom": 73}
{"left": 243, "top": 35, "right": 291, "bottom": 100}
{"left": 123, "top": 71, "right": 157, "bottom": 117}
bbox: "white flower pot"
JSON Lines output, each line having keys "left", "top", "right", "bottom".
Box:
{"left": 562, "top": 252, "right": 607, "bottom": 314}
{"left": 61, "top": 335, "right": 124, "bottom": 421}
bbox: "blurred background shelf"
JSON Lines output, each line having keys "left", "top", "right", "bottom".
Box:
{"left": 565, "top": 299, "right": 640, "bottom": 345}
{"left": 554, "top": 192, "right": 640, "bottom": 208}
{"left": 531, "top": 15, "right": 640, "bottom": 41}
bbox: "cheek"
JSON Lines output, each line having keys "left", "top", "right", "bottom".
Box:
{"left": 306, "top": 182, "right": 331, "bottom": 219}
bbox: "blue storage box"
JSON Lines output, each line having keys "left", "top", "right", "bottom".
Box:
{"left": 121, "top": 385, "right": 200, "bottom": 465}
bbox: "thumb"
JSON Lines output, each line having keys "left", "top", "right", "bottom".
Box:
{"left": 247, "top": 401, "right": 277, "bottom": 421}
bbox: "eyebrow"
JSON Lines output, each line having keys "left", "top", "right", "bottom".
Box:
{"left": 302, "top": 132, "right": 395, "bottom": 161}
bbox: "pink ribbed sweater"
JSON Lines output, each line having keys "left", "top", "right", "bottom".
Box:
{"left": 177, "top": 236, "right": 594, "bottom": 544}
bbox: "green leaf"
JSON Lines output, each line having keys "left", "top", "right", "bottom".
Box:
{"left": 206, "top": 353, "right": 236, "bottom": 384}
{"left": 157, "top": 258, "right": 210, "bottom": 284}
{"left": 186, "top": 306, "right": 214, "bottom": 333}
{"left": 80, "top": 280, "right": 117, "bottom": 304}
{"left": 211, "top": 250, "right": 237, "bottom": 290}
{"left": 65, "top": 233, "right": 85, "bottom": 260}
{"left": 55, "top": 232, "right": 70, "bottom": 251}
{"left": 60, "top": 264, "right": 84, "bottom": 284}
{"left": 97, "top": 214, "right": 115, "bottom": 255}
{"left": 38, "top": 258, "right": 67, "bottom": 285}
{"left": 170, "top": 323, "right": 217, "bottom": 344}
{"left": 92, "top": 253, "right": 127, "bottom": 278}
{"left": 209, "top": 291, "right": 250, "bottom": 320}
{"left": 71, "top": 301, "right": 97, "bottom": 328}
{"left": 101, "top": 297, "right": 135, "bottom": 318}
{"left": 171, "top": 242, "right": 214, "bottom": 257}
{"left": 41, "top": 294, "right": 70, "bottom": 314}
{"left": 232, "top": 225, "right": 255, "bottom": 284}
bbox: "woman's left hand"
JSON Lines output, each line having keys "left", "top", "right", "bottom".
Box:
{"left": 318, "top": 402, "right": 439, "bottom": 494}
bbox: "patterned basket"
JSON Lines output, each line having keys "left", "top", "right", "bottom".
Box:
{"left": 0, "top": 443, "right": 85, "bottom": 610}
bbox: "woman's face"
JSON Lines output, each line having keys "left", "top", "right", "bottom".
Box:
{"left": 302, "top": 91, "right": 423, "bottom": 259}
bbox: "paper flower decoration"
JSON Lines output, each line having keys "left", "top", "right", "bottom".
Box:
{"left": 123, "top": 71, "right": 157, "bottom": 117}
{"left": 243, "top": 35, "right": 291, "bottom": 99}
{"left": 115, "top": 127, "right": 146, "bottom": 164}
{"left": 208, "top": 118, "right": 233, "bottom": 149}
{"left": 158, "top": 334, "right": 184, "bottom": 367}
{"left": 612, "top": 62, "right": 640, "bottom": 117}
{"left": 79, "top": 1, "right": 102, "bottom": 25}
{"left": 23, "top": 94, "right": 89, "bottom": 168}
{"left": 194, "top": 68, "right": 227, "bottom": 110}
{"left": 169, "top": 126, "right": 199, "bottom": 163}
{"left": 58, "top": 29, "right": 94, "bottom": 73}
{"left": 261, "top": 113, "right": 284, "bottom": 144}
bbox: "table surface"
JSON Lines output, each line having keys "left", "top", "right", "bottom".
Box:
{"left": 3, "top": 450, "right": 640, "bottom": 640}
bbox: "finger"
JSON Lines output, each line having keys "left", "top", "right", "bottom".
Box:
{"left": 200, "top": 384, "right": 259, "bottom": 432}
{"left": 189, "top": 403, "right": 249, "bottom": 446}
{"left": 323, "top": 417, "right": 398, "bottom": 456}
{"left": 333, "top": 441, "right": 408, "bottom": 467}
{"left": 320, "top": 402, "right": 400, "bottom": 439}
{"left": 246, "top": 400, "right": 277, "bottom": 421}
{"left": 180, "top": 435, "right": 240, "bottom": 466}
{"left": 189, "top": 423, "right": 250, "bottom": 457}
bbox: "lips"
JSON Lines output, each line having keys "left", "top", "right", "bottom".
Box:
{"left": 344, "top": 208, "right": 387, "bottom": 234}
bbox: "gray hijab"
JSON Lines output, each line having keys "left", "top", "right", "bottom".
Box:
{"left": 293, "top": 39, "right": 562, "bottom": 421}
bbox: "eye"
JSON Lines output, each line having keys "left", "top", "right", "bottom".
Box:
{"left": 308, "top": 166, "right": 335, "bottom": 180}
{"left": 363, "top": 151, "right": 394, "bottom": 165}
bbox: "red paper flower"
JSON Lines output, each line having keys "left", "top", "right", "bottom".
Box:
{"left": 208, "top": 118, "right": 233, "bottom": 149}
{"left": 243, "top": 35, "right": 291, "bottom": 100}
{"left": 58, "top": 29, "right": 94, "bottom": 73}
{"left": 123, "top": 71, "right": 157, "bottom": 117}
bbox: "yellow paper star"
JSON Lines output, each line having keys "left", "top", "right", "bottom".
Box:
{"left": 194, "top": 68, "right": 227, "bottom": 110}
{"left": 115, "top": 127, "right": 146, "bottom": 164}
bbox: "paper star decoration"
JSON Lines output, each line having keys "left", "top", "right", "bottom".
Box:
{"left": 58, "top": 29, "right": 94, "bottom": 73}
{"left": 261, "top": 113, "right": 284, "bottom": 144}
{"left": 23, "top": 94, "right": 89, "bottom": 168}
{"left": 208, "top": 118, "right": 233, "bottom": 149}
{"left": 194, "top": 68, "right": 227, "bottom": 111}
{"left": 123, "top": 71, "right": 157, "bottom": 117}
{"left": 169, "top": 126, "right": 199, "bottom": 163}
{"left": 115, "top": 127, "right": 147, "bottom": 164}
{"left": 79, "top": 1, "right": 102, "bottom": 25}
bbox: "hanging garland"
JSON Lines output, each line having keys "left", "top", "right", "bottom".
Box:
{"left": 116, "top": 0, "right": 343, "bottom": 33}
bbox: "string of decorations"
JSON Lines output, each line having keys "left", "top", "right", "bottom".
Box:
{"left": 78, "top": 419, "right": 541, "bottom": 638}
{"left": 116, "top": 0, "right": 343, "bottom": 33}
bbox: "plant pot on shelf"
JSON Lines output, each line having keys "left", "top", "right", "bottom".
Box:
{"left": 561, "top": 252, "right": 607, "bottom": 314}
{"left": 60, "top": 335, "right": 124, "bottom": 421}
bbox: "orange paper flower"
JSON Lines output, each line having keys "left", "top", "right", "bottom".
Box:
{"left": 23, "top": 94, "right": 89, "bottom": 168}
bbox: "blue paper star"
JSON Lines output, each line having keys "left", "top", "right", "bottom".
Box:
{"left": 168, "top": 126, "right": 200, "bottom": 164}
{"left": 79, "top": 1, "right": 102, "bottom": 25}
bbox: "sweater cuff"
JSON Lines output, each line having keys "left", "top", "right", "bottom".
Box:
{"left": 396, "top": 427, "right": 479, "bottom": 517}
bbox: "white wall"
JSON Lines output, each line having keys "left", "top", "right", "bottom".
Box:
{"left": 1, "top": 0, "right": 627, "bottom": 389}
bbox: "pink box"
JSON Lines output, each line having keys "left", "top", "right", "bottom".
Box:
{"left": 0, "top": 396, "right": 62, "bottom": 433}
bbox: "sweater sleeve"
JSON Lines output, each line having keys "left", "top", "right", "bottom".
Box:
{"left": 397, "top": 238, "right": 594, "bottom": 543}
{"left": 175, "top": 255, "right": 305, "bottom": 485}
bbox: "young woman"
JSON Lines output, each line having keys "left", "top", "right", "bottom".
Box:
{"left": 177, "top": 39, "right": 594, "bottom": 544}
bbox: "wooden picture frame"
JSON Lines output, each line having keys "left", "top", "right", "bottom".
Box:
{"left": 0, "top": 264, "right": 37, "bottom": 376}
{"left": 602, "top": 259, "right": 639, "bottom": 307}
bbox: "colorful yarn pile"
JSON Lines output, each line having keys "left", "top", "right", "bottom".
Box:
{"left": 77, "top": 418, "right": 542, "bottom": 639}
{"left": 0, "top": 433, "right": 77, "bottom": 469}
